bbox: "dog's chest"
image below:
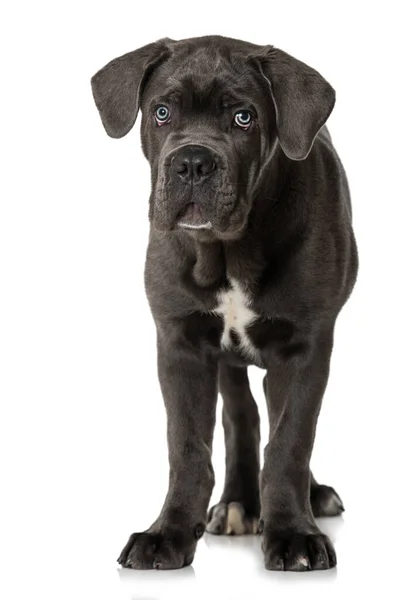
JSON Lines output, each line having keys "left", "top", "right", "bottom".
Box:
{"left": 212, "top": 279, "right": 259, "bottom": 357}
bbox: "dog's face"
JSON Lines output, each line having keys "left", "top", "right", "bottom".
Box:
{"left": 92, "top": 36, "right": 335, "bottom": 240}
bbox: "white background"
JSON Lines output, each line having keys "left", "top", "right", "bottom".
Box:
{"left": 1, "top": 1, "right": 399, "bottom": 599}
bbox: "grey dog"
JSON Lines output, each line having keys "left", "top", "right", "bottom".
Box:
{"left": 91, "top": 35, "right": 358, "bottom": 571}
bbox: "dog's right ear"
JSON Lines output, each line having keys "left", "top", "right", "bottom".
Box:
{"left": 91, "top": 39, "right": 171, "bottom": 138}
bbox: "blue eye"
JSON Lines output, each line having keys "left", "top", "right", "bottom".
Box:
{"left": 234, "top": 110, "right": 252, "bottom": 128}
{"left": 155, "top": 105, "right": 170, "bottom": 125}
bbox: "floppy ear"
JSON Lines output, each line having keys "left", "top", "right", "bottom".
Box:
{"left": 91, "top": 38, "right": 171, "bottom": 138}
{"left": 255, "top": 46, "right": 335, "bottom": 160}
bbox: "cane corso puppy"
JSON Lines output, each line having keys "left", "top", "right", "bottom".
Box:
{"left": 91, "top": 35, "right": 358, "bottom": 571}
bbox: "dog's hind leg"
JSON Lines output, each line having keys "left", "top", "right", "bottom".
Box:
{"left": 310, "top": 472, "right": 344, "bottom": 517}
{"left": 262, "top": 375, "right": 344, "bottom": 519}
{"left": 206, "top": 364, "right": 260, "bottom": 535}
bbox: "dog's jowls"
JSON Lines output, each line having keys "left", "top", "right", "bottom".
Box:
{"left": 91, "top": 35, "right": 358, "bottom": 571}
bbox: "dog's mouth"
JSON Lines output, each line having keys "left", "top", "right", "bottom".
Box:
{"left": 176, "top": 202, "right": 212, "bottom": 230}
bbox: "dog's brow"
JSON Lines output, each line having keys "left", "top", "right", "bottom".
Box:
{"left": 221, "top": 94, "right": 245, "bottom": 108}
{"left": 164, "top": 76, "right": 186, "bottom": 96}
{"left": 163, "top": 90, "right": 182, "bottom": 103}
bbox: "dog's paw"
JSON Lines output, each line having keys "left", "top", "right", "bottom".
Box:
{"left": 206, "top": 502, "right": 258, "bottom": 535}
{"left": 311, "top": 484, "right": 344, "bottom": 517}
{"left": 262, "top": 529, "right": 337, "bottom": 571}
{"left": 117, "top": 524, "right": 204, "bottom": 570}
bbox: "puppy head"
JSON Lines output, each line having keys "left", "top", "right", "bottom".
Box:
{"left": 91, "top": 36, "right": 335, "bottom": 240}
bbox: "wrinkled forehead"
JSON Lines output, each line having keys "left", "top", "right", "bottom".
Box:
{"left": 143, "top": 44, "right": 263, "bottom": 108}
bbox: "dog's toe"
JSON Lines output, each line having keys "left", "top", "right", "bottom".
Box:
{"left": 263, "top": 530, "right": 336, "bottom": 571}
{"left": 206, "top": 502, "right": 258, "bottom": 535}
{"left": 118, "top": 528, "right": 198, "bottom": 570}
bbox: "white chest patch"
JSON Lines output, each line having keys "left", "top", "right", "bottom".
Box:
{"left": 213, "top": 278, "right": 259, "bottom": 357}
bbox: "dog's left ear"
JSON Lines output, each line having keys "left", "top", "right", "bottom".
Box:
{"left": 91, "top": 38, "right": 171, "bottom": 138}
{"left": 255, "top": 47, "right": 335, "bottom": 160}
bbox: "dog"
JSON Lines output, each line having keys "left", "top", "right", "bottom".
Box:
{"left": 91, "top": 35, "right": 358, "bottom": 571}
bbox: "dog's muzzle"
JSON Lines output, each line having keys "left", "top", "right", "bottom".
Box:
{"left": 169, "top": 145, "right": 217, "bottom": 230}
{"left": 153, "top": 143, "right": 240, "bottom": 234}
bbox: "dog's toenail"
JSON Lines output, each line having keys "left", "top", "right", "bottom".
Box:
{"left": 298, "top": 556, "right": 309, "bottom": 568}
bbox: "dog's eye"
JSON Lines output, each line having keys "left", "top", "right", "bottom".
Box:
{"left": 155, "top": 105, "right": 171, "bottom": 125}
{"left": 234, "top": 110, "right": 252, "bottom": 129}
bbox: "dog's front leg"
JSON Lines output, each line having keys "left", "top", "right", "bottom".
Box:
{"left": 118, "top": 330, "right": 218, "bottom": 570}
{"left": 261, "top": 327, "right": 337, "bottom": 571}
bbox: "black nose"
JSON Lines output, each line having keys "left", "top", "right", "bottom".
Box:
{"left": 173, "top": 145, "right": 216, "bottom": 183}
